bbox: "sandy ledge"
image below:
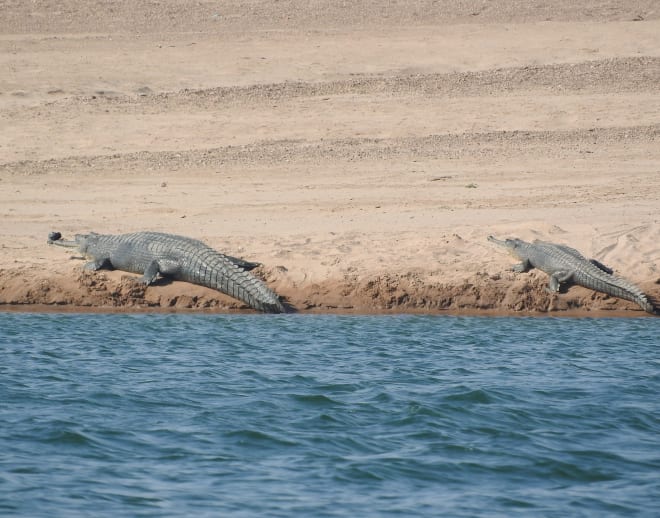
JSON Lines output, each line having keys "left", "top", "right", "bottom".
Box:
{"left": 1, "top": 1, "right": 659, "bottom": 317}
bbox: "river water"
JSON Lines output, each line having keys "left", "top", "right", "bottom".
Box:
{"left": 1, "top": 313, "right": 658, "bottom": 516}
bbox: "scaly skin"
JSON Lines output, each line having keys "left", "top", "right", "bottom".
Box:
{"left": 488, "top": 236, "right": 656, "bottom": 314}
{"left": 50, "top": 231, "right": 286, "bottom": 313}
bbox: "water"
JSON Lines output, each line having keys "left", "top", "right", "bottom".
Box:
{"left": 1, "top": 313, "right": 659, "bottom": 517}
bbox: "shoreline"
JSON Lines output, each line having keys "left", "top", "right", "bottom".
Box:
{"left": 1, "top": 305, "right": 654, "bottom": 318}
{"left": 1, "top": 266, "right": 656, "bottom": 317}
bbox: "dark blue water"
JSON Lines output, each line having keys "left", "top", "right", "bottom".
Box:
{"left": 1, "top": 314, "right": 659, "bottom": 517}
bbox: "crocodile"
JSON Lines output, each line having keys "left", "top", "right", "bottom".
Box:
{"left": 488, "top": 235, "right": 656, "bottom": 314}
{"left": 48, "top": 231, "right": 286, "bottom": 313}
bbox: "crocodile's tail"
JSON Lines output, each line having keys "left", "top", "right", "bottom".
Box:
{"left": 609, "top": 279, "right": 657, "bottom": 315}
{"left": 218, "top": 263, "right": 286, "bottom": 314}
{"left": 645, "top": 294, "right": 660, "bottom": 316}
{"left": 188, "top": 251, "right": 286, "bottom": 313}
{"left": 574, "top": 269, "right": 657, "bottom": 315}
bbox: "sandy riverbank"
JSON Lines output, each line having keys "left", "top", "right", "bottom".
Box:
{"left": 1, "top": 1, "right": 659, "bottom": 315}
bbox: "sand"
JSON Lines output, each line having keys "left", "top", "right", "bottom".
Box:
{"left": 1, "top": 1, "right": 659, "bottom": 315}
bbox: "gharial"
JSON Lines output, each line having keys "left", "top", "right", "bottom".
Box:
{"left": 488, "top": 235, "right": 657, "bottom": 314}
{"left": 48, "top": 231, "right": 286, "bottom": 313}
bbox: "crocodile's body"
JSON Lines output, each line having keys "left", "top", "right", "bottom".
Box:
{"left": 488, "top": 236, "right": 656, "bottom": 314}
{"left": 49, "top": 231, "right": 286, "bottom": 313}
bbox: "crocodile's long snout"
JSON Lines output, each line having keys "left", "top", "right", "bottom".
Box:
{"left": 487, "top": 235, "right": 507, "bottom": 247}
{"left": 49, "top": 239, "right": 79, "bottom": 248}
{"left": 47, "top": 231, "right": 78, "bottom": 248}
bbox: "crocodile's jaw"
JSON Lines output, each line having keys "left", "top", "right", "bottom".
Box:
{"left": 48, "top": 238, "right": 80, "bottom": 248}
{"left": 487, "top": 235, "right": 515, "bottom": 249}
{"left": 488, "top": 235, "right": 517, "bottom": 253}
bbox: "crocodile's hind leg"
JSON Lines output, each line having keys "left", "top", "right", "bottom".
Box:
{"left": 589, "top": 259, "right": 614, "bottom": 275}
{"left": 547, "top": 270, "right": 574, "bottom": 292}
{"left": 139, "top": 259, "right": 181, "bottom": 285}
{"left": 226, "top": 255, "right": 261, "bottom": 271}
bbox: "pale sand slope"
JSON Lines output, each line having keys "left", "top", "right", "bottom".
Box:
{"left": 1, "top": 1, "right": 659, "bottom": 314}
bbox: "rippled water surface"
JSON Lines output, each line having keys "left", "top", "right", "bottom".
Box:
{"left": 1, "top": 313, "right": 659, "bottom": 516}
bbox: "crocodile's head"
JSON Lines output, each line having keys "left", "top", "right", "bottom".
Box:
{"left": 48, "top": 232, "right": 100, "bottom": 258}
{"left": 487, "top": 235, "right": 526, "bottom": 257}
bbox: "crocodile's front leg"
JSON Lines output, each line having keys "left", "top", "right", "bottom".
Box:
{"left": 84, "top": 258, "right": 112, "bottom": 271}
{"left": 511, "top": 259, "right": 531, "bottom": 273}
{"left": 548, "top": 270, "right": 573, "bottom": 292}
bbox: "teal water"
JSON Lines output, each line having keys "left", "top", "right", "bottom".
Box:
{"left": 1, "top": 314, "right": 659, "bottom": 517}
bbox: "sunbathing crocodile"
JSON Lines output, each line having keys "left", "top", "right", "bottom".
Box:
{"left": 48, "top": 231, "right": 286, "bottom": 313}
{"left": 488, "top": 235, "right": 656, "bottom": 314}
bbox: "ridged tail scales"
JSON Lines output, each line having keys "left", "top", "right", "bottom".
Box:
{"left": 186, "top": 249, "right": 285, "bottom": 313}
{"left": 572, "top": 267, "right": 656, "bottom": 315}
